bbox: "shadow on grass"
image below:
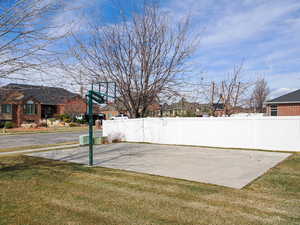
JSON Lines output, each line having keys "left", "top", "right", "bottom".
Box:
{"left": 0, "top": 155, "right": 92, "bottom": 175}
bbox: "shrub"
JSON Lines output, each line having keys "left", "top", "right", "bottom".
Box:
{"left": 112, "top": 138, "right": 121, "bottom": 143}
{"left": 4, "top": 121, "right": 15, "bottom": 129}
{"left": 69, "top": 122, "right": 78, "bottom": 127}
{"left": 101, "top": 136, "right": 109, "bottom": 144}
{"left": 64, "top": 118, "right": 71, "bottom": 123}
{"left": 53, "top": 114, "right": 61, "bottom": 120}
{"left": 39, "top": 121, "right": 48, "bottom": 127}
{"left": 76, "top": 116, "right": 87, "bottom": 124}
{"left": 59, "top": 114, "right": 71, "bottom": 122}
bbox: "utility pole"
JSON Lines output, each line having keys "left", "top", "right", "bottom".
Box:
{"left": 88, "top": 90, "right": 93, "bottom": 166}
{"left": 210, "top": 82, "right": 215, "bottom": 116}
{"left": 211, "top": 82, "right": 215, "bottom": 104}
{"left": 80, "top": 85, "right": 84, "bottom": 97}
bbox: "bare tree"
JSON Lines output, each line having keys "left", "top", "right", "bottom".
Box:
{"left": 66, "top": 2, "right": 198, "bottom": 118}
{"left": 204, "top": 81, "right": 224, "bottom": 116}
{"left": 0, "top": 0, "right": 66, "bottom": 81}
{"left": 218, "top": 64, "right": 250, "bottom": 116}
{"left": 251, "top": 78, "right": 270, "bottom": 113}
{"left": 56, "top": 61, "right": 92, "bottom": 97}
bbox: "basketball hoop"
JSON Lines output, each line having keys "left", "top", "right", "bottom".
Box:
{"left": 86, "top": 81, "right": 116, "bottom": 166}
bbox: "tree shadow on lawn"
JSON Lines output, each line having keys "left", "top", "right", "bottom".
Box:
{"left": 0, "top": 155, "right": 93, "bottom": 180}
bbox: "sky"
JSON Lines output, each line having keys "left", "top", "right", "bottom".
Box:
{"left": 48, "top": 0, "right": 300, "bottom": 99}
{"left": 3, "top": 0, "right": 300, "bottom": 99}
{"left": 162, "top": 0, "right": 300, "bottom": 99}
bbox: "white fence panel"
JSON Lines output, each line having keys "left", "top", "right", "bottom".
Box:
{"left": 103, "top": 117, "right": 300, "bottom": 152}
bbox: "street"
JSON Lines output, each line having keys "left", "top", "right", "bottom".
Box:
{"left": 0, "top": 131, "right": 102, "bottom": 149}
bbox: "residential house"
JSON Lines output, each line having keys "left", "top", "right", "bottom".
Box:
{"left": 147, "top": 98, "right": 212, "bottom": 117}
{"left": 265, "top": 89, "right": 300, "bottom": 116}
{"left": 0, "top": 83, "right": 87, "bottom": 126}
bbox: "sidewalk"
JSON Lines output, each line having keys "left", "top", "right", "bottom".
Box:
{"left": 0, "top": 144, "right": 80, "bottom": 156}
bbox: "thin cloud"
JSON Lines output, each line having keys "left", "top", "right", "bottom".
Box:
{"left": 269, "top": 87, "right": 298, "bottom": 99}
{"left": 201, "top": 1, "right": 300, "bottom": 45}
{"left": 9, "top": 0, "right": 299, "bottom": 94}
{"left": 47, "top": 0, "right": 106, "bottom": 37}
{"left": 162, "top": 0, "right": 300, "bottom": 92}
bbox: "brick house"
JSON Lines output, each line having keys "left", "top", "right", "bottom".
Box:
{"left": 0, "top": 83, "right": 87, "bottom": 126}
{"left": 265, "top": 89, "right": 300, "bottom": 116}
{"left": 97, "top": 103, "right": 126, "bottom": 119}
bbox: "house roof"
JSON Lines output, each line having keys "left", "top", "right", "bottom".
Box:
{"left": 266, "top": 89, "right": 300, "bottom": 104}
{"left": 0, "top": 83, "right": 80, "bottom": 105}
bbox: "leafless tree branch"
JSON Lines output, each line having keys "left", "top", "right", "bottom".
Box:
{"left": 64, "top": 2, "right": 199, "bottom": 118}
{"left": 250, "top": 77, "right": 270, "bottom": 113}
{"left": 0, "top": 0, "right": 68, "bottom": 80}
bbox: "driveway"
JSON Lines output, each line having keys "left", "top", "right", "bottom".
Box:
{"left": 27, "top": 143, "right": 291, "bottom": 189}
{"left": 0, "top": 131, "right": 102, "bottom": 149}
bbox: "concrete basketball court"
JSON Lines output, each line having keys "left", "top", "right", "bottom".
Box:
{"left": 27, "top": 143, "right": 291, "bottom": 189}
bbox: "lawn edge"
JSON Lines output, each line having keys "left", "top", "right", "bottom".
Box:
{"left": 242, "top": 153, "right": 296, "bottom": 189}
{"left": 0, "top": 142, "right": 78, "bottom": 153}
{"left": 124, "top": 141, "right": 300, "bottom": 154}
{"left": 0, "top": 145, "right": 81, "bottom": 157}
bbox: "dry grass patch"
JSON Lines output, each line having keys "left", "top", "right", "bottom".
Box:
{"left": 0, "top": 154, "right": 299, "bottom": 225}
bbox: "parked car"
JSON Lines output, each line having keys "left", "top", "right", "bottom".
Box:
{"left": 111, "top": 114, "right": 128, "bottom": 120}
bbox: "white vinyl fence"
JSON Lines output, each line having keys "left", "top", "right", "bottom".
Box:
{"left": 103, "top": 117, "right": 300, "bottom": 152}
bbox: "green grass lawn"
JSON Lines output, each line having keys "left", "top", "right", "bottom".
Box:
{"left": 0, "top": 154, "right": 299, "bottom": 225}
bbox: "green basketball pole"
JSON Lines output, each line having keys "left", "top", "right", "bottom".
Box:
{"left": 87, "top": 82, "right": 116, "bottom": 166}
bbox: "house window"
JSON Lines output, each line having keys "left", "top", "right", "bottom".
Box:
{"left": 24, "top": 101, "right": 37, "bottom": 115}
{"left": 1, "top": 104, "right": 12, "bottom": 114}
{"left": 270, "top": 105, "right": 277, "bottom": 116}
